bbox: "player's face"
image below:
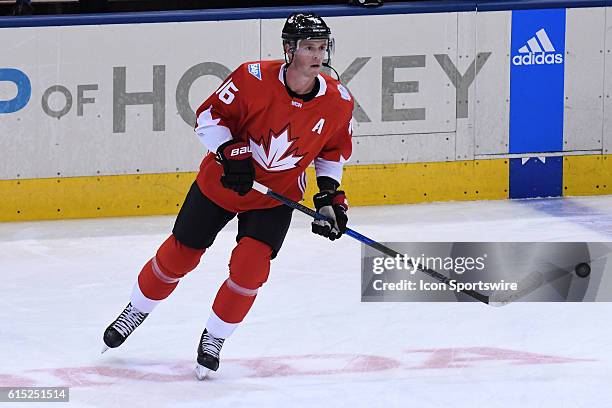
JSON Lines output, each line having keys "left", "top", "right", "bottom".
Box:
{"left": 292, "top": 39, "right": 328, "bottom": 76}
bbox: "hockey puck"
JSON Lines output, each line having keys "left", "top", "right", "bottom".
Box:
{"left": 574, "top": 262, "right": 591, "bottom": 278}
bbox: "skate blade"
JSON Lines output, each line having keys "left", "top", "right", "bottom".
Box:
{"left": 195, "top": 364, "right": 212, "bottom": 380}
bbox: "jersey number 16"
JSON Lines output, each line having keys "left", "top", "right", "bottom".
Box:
{"left": 215, "top": 79, "right": 239, "bottom": 105}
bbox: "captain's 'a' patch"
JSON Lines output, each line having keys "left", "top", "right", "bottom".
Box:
{"left": 248, "top": 63, "right": 262, "bottom": 81}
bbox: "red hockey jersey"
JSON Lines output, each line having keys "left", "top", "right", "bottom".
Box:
{"left": 194, "top": 60, "right": 354, "bottom": 213}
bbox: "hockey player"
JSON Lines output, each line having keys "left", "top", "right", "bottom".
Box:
{"left": 102, "top": 12, "right": 354, "bottom": 380}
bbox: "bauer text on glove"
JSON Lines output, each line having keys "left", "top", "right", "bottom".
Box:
{"left": 216, "top": 140, "right": 255, "bottom": 196}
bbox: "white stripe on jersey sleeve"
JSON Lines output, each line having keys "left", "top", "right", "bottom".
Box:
{"left": 314, "top": 157, "right": 344, "bottom": 185}
{"left": 195, "top": 107, "right": 233, "bottom": 152}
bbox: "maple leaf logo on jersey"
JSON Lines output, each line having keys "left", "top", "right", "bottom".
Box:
{"left": 249, "top": 126, "right": 305, "bottom": 171}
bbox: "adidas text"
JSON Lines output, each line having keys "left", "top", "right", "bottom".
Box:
{"left": 512, "top": 53, "right": 563, "bottom": 66}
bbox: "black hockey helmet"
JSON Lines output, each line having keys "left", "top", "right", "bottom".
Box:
{"left": 282, "top": 12, "right": 334, "bottom": 65}
{"left": 282, "top": 12, "right": 331, "bottom": 43}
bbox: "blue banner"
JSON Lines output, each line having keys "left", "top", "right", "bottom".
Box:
{"left": 509, "top": 8, "right": 566, "bottom": 154}
{"left": 509, "top": 156, "right": 563, "bottom": 199}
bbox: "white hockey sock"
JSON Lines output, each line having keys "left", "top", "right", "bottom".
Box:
{"left": 206, "top": 311, "right": 239, "bottom": 339}
{"left": 130, "top": 282, "right": 161, "bottom": 314}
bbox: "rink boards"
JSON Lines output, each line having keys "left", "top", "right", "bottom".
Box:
{"left": 1, "top": 3, "right": 612, "bottom": 221}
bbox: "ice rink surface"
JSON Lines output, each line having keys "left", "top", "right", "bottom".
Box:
{"left": 1, "top": 195, "right": 612, "bottom": 407}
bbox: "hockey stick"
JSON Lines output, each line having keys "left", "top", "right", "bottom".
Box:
{"left": 252, "top": 181, "right": 491, "bottom": 305}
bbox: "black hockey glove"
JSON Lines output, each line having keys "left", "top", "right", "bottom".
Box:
{"left": 312, "top": 191, "right": 348, "bottom": 241}
{"left": 216, "top": 139, "right": 255, "bottom": 196}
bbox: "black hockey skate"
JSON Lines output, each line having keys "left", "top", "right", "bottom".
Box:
{"left": 195, "top": 329, "right": 225, "bottom": 380}
{"left": 102, "top": 303, "right": 148, "bottom": 353}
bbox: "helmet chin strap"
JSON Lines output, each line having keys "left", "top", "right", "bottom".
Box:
{"left": 323, "top": 61, "right": 340, "bottom": 81}
{"left": 283, "top": 42, "right": 296, "bottom": 67}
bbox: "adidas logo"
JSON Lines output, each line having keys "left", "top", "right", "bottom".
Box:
{"left": 512, "top": 28, "right": 563, "bottom": 66}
